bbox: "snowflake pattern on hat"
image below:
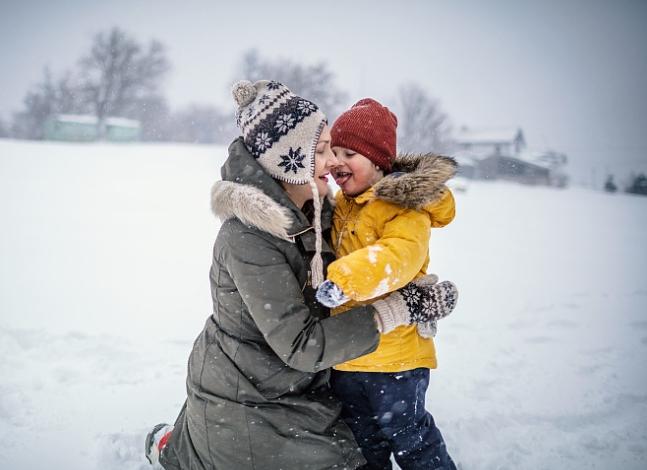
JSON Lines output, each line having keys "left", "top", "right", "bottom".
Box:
{"left": 278, "top": 147, "right": 306, "bottom": 174}
{"left": 258, "top": 94, "right": 271, "bottom": 105}
{"left": 275, "top": 113, "right": 296, "bottom": 133}
{"left": 255, "top": 132, "right": 272, "bottom": 152}
{"left": 297, "top": 100, "right": 317, "bottom": 115}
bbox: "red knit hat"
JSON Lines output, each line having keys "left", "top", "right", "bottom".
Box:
{"left": 331, "top": 98, "right": 398, "bottom": 173}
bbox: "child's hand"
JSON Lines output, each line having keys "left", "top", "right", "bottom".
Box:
{"left": 316, "top": 280, "right": 350, "bottom": 308}
{"left": 404, "top": 275, "right": 458, "bottom": 323}
{"left": 417, "top": 320, "right": 438, "bottom": 339}
{"left": 372, "top": 275, "right": 458, "bottom": 334}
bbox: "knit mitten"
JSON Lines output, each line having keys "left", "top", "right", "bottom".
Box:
{"left": 417, "top": 319, "right": 438, "bottom": 339}
{"left": 373, "top": 276, "right": 458, "bottom": 334}
{"left": 316, "top": 280, "right": 350, "bottom": 308}
{"left": 412, "top": 274, "right": 440, "bottom": 338}
{"left": 402, "top": 276, "right": 458, "bottom": 323}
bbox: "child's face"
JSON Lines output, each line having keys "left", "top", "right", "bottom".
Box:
{"left": 331, "top": 147, "right": 384, "bottom": 197}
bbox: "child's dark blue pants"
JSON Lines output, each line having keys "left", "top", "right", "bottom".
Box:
{"left": 330, "top": 368, "right": 456, "bottom": 470}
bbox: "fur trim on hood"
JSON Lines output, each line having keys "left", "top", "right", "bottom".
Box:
{"left": 373, "top": 153, "right": 457, "bottom": 210}
{"left": 211, "top": 180, "right": 336, "bottom": 242}
{"left": 211, "top": 181, "right": 294, "bottom": 242}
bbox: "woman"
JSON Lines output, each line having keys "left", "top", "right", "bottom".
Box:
{"left": 147, "top": 80, "right": 455, "bottom": 470}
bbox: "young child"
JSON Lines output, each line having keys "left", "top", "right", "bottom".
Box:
{"left": 315, "top": 98, "right": 458, "bottom": 469}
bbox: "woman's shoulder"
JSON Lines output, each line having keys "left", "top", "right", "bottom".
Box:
{"left": 217, "top": 217, "right": 282, "bottom": 247}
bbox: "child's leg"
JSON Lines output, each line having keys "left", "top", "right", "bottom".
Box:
{"left": 330, "top": 370, "right": 393, "bottom": 469}
{"left": 380, "top": 368, "right": 456, "bottom": 470}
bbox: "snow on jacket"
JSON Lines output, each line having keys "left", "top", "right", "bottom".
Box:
{"left": 159, "top": 138, "right": 381, "bottom": 470}
{"left": 327, "top": 153, "right": 457, "bottom": 372}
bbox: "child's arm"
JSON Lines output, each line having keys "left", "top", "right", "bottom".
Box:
{"left": 325, "top": 208, "right": 432, "bottom": 303}
{"left": 316, "top": 188, "right": 456, "bottom": 308}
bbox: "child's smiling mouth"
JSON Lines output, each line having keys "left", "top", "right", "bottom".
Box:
{"left": 333, "top": 170, "right": 352, "bottom": 186}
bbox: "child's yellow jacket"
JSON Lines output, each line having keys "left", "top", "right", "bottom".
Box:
{"left": 327, "top": 154, "right": 457, "bottom": 372}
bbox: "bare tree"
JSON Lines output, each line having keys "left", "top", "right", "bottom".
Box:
{"left": 397, "top": 82, "right": 452, "bottom": 154}
{"left": 237, "top": 49, "right": 347, "bottom": 117}
{"left": 78, "top": 27, "right": 170, "bottom": 138}
{"left": 11, "top": 67, "right": 86, "bottom": 139}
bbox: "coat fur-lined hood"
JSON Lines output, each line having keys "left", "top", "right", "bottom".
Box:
{"left": 211, "top": 181, "right": 335, "bottom": 242}
{"left": 211, "top": 138, "right": 310, "bottom": 242}
{"left": 211, "top": 181, "right": 295, "bottom": 241}
{"left": 373, "top": 153, "right": 457, "bottom": 210}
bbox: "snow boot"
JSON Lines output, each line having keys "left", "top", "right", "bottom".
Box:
{"left": 145, "top": 423, "right": 174, "bottom": 465}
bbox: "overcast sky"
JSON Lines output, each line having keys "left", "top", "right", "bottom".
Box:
{"left": 1, "top": 0, "right": 646, "bottom": 183}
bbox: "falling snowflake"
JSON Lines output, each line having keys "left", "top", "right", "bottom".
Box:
{"left": 296, "top": 100, "right": 317, "bottom": 115}
{"left": 274, "top": 113, "right": 295, "bottom": 133}
{"left": 267, "top": 81, "right": 282, "bottom": 90}
{"left": 278, "top": 147, "right": 306, "bottom": 174}
{"left": 255, "top": 132, "right": 272, "bottom": 151}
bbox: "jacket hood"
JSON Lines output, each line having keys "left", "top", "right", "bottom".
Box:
{"left": 211, "top": 138, "right": 332, "bottom": 241}
{"left": 373, "top": 153, "right": 457, "bottom": 210}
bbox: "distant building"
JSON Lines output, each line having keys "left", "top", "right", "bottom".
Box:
{"left": 456, "top": 127, "right": 526, "bottom": 157}
{"left": 453, "top": 126, "right": 568, "bottom": 187}
{"left": 518, "top": 149, "right": 569, "bottom": 188}
{"left": 44, "top": 114, "right": 141, "bottom": 142}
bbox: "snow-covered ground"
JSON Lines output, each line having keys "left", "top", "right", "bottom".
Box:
{"left": 1, "top": 139, "right": 646, "bottom": 470}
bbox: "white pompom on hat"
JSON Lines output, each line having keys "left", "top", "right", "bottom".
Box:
{"left": 231, "top": 80, "right": 257, "bottom": 108}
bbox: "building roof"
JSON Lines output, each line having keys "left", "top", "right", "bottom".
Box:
{"left": 452, "top": 150, "right": 490, "bottom": 164}
{"left": 54, "top": 114, "right": 140, "bottom": 128}
{"left": 517, "top": 149, "right": 567, "bottom": 169}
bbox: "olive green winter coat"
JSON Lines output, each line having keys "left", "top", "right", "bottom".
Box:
{"left": 160, "top": 138, "right": 380, "bottom": 470}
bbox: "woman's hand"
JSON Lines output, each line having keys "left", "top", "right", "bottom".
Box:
{"left": 372, "top": 274, "right": 458, "bottom": 334}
